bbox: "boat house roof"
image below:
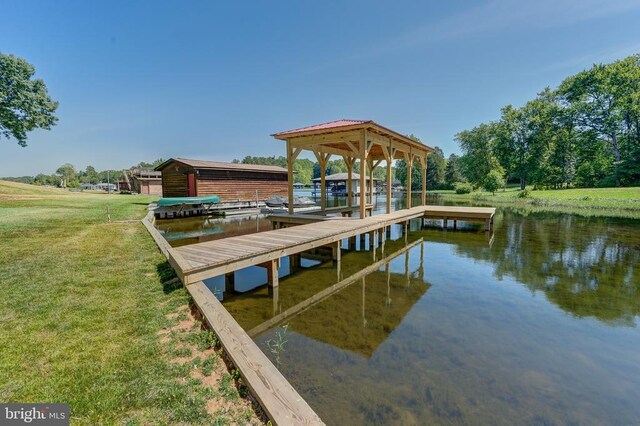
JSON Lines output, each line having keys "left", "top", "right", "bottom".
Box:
{"left": 155, "top": 158, "right": 288, "bottom": 174}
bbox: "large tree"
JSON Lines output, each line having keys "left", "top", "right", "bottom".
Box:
{"left": 0, "top": 52, "right": 58, "bottom": 146}
{"left": 456, "top": 122, "right": 502, "bottom": 188}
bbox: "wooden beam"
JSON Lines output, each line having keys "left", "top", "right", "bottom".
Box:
{"left": 288, "top": 130, "right": 361, "bottom": 147}
{"left": 187, "top": 282, "right": 323, "bottom": 425}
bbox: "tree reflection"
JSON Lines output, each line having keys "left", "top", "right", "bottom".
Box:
{"left": 429, "top": 209, "right": 640, "bottom": 326}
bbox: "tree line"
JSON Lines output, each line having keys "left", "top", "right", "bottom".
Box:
{"left": 3, "top": 159, "right": 165, "bottom": 187}
{"left": 456, "top": 54, "right": 640, "bottom": 190}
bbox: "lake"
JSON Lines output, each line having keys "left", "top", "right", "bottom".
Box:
{"left": 158, "top": 195, "right": 640, "bottom": 425}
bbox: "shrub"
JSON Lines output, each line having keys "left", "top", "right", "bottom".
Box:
{"left": 454, "top": 182, "right": 473, "bottom": 194}
{"left": 483, "top": 170, "right": 504, "bottom": 195}
{"left": 517, "top": 189, "right": 530, "bottom": 198}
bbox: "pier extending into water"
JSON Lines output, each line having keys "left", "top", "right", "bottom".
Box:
{"left": 168, "top": 205, "right": 495, "bottom": 285}
{"left": 145, "top": 204, "right": 494, "bottom": 425}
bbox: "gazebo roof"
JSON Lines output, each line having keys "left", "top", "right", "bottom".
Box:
{"left": 272, "top": 118, "right": 434, "bottom": 160}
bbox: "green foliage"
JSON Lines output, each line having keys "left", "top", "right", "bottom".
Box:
{"left": 456, "top": 54, "right": 640, "bottom": 189}
{"left": 517, "top": 189, "right": 531, "bottom": 198}
{"left": 454, "top": 182, "right": 473, "bottom": 194}
{"left": 444, "top": 154, "right": 464, "bottom": 189}
{"left": 427, "top": 147, "right": 447, "bottom": 189}
{"left": 457, "top": 123, "right": 503, "bottom": 189}
{"left": 0, "top": 52, "right": 59, "bottom": 146}
{"left": 483, "top": 169, "right": 505, "bottom": 194}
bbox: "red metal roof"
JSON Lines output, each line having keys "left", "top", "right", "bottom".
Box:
{"left": 273, "top": 119, "right": 372, "bottom": 136}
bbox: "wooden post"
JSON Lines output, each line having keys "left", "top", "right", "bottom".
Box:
{"left": 287, "top": 140, "right": 294, "bottom": 215}
{"left": 386, "top": 262, "right": 391, "bottom": 306}
{"left": 225, "top": 272, "right": 235, "bottom": 294}
{"left": 360, "top": 129, "right": 367, "bottom": 219}
{"left": 314, "top": 152, "right": 330, "bottom": 211}
{"left": 368, "top": 160, "right": 374, "bottom": 213}
{"left": 361, "top": 276, "right": 367, "bottom": 327}
{"left": 404, "top": 220, "right": 408, "bottom": 243}
{"left": 404, "top": 250, "right": 410, "bottom": 286}
{"left": 420, "top": 156, "right": 427, "bottom": 206}
{"left": 419, "top": 241, "right": 425, "bottom": 282}
{"left": 386, "top": 152, "right": 392, "bottom": 214}
{"left": 332, "top": 242, "right": 341, "bottom": 263}
{"left": 406, "top": 153, "right": 412, "bottom": 210}
{"left": 345, "top": 157, "right": 353, "bottom": 207}
{"left": 267, "top": 259, "right": 279, "bottom": 289}
{"left": 290, "top": 253, "right": 301, "bottom": 273}
{"left": 332, "top": 242, "right": 341, "bottom": 279}
{"left": 271, "top": 284, "right": 279, "bottom": 315}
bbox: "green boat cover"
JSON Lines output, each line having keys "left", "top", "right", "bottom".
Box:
{"left": 156, "top": 196, "right": 221, "bottom": 207}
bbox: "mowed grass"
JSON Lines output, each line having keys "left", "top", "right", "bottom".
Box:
{"left": 0, "top": 181, "right": 257, "bottom": 424}
{"left": 431, "top": 186, "right": 640, "bottom": 217}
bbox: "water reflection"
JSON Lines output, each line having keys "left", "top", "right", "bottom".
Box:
{"left": 433, "top": 209, "right": 640, "bottom": 326}
{"left": 159, "top": 196, "right": 640, "bottom": 425}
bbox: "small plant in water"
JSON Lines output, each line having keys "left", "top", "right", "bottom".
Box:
{"left": 265, "top": 324, "right": 289, "bottom": 366}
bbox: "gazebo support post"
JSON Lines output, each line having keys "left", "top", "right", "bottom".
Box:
{"left": 344, "top": 156, "right": 353, "bottom": 208}
{"left": 359, "top": 130, "right": 367, "bottom": 219}
{"left": 314, "top": 151, "right": 330, "bottom": 211}
{"left": 420, "top": 156, "right": 427, "bottom": 206}
{"left": 287, "top": 140, "right": 294, "bottom": 215}
{"left": 405, "top": 152, "right": 413, "bottom": 209}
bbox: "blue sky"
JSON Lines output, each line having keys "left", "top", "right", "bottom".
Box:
{"left": 2, "top": 0, "right": 640, "bottom": 176}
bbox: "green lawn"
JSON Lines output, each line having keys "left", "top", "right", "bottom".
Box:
{"left": 430, "top": 186, "right": 640, "bottom": 217}
{"left": 0, "top": 181, "right": 263, "bottom": 425}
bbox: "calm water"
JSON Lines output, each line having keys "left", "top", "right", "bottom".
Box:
{"left": 159, "top": 196, "right": 640, "bottom": 425}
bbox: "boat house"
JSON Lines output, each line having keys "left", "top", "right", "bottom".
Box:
{"left": 155, "top": 158, "right": 288, "bottom": 203}
{"left": 120, "top": 168, "right": 163, "bottom": 196}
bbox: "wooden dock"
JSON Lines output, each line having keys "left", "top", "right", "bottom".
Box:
{"left": 144, "top": 204, "right": 495, "bottom": 425}
{"left": 168, "top": 205, "right": 495, "bottom": 285}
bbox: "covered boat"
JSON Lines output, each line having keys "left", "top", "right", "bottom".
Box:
{"left": 157, "top": 196, "right": 221, "bottom": 207}
{"left": 154, "top": 195, "right": 221, "bottom": 219}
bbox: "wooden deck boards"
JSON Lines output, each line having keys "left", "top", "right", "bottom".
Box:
{"left": 169, "top": 205, "right": 495, "bottom": 284}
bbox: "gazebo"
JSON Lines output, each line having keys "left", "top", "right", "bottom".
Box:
{"left": 272, "top": 119, "right": 434, "bottom": 218}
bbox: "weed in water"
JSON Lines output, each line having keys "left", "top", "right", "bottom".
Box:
{"left": 265, "top": 324, "right": 289, "bottom": 367}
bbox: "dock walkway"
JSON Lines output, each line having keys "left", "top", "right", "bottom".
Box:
{"left": 169, "top": 205, "right": 495, "bottom": 285}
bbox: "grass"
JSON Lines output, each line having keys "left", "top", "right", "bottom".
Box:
{"left": 430, "top": 186, "right": 640, "bottom": 218}
{"left": 0, "top": 180, "right": 265, "bottom": 425}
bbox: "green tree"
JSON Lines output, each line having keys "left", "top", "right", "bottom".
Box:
{"left": 444, "top": 153, "right": 464, "bottom": 188}
{"left": 558, "top": 61, "right": 627, "bottom": 186}
{"left": 56, "top": 163, "right": 78, "bottom": 187}
{"left": 0, "top": 52, "right": 59, "bottom": 146}
{"left": 426, "top": 147, "right": 446, "bottom": 189}
{"left": 456, "top": 122, "right": 502, "bottom": 188}
{"left": 483, "top": 169, "right": 505, "bottom": 194}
